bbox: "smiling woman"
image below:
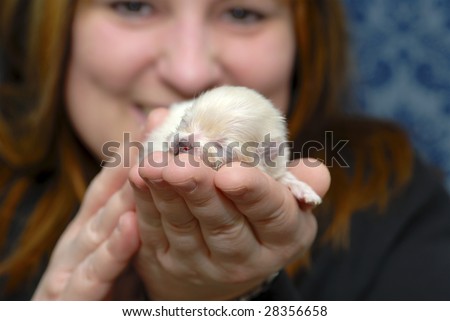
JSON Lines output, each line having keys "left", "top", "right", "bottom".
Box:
{"left": 1, "top": 0, "right": 450, "bottom": 300}
{"left": 66, "top": 0, "right": 295, "bottom": 160}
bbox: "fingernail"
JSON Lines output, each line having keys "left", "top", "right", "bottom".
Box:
{"left": 147, "top": 178, "right": 166, "bottom": 188}
{"left": 174, "top": 179, "right": 197, "bottom": 193}
{"left": 221, "top": 186, "right": 248, "bottom": 197}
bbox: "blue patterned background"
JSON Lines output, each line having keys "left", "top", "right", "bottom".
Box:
{"left": 342, "top": 0, "right": 450, "bottom": 191}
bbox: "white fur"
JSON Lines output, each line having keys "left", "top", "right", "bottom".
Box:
{"left": 144, "top": 86, "right": 321, "bottom": 206}
{"left": 146, "top": 100, "right": 194, "bottom": 153}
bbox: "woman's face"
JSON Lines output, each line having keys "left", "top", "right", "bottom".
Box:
{"left": 66, "top": 0, "right": 296, "bottom": 160}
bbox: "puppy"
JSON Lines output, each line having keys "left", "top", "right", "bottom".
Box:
{"left": 144, "top": 86, "right": 321, "bottom": 206}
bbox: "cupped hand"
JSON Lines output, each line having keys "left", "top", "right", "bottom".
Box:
{"left": 130, "top": 146, "right": 330, "bottom": 300}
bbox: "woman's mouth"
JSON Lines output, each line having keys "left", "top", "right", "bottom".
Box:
{"left": 130, "top": 102, "right": 152, "bottom": 126}
{"left": 131, "top": 101, "right": 172, "bottom": 127}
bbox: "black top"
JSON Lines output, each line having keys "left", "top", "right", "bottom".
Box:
{"left": 1, "top": 155, "right": 450, "bottom": 300}
{"left": 258, "top": 156, "right": 450, "bottom": 300}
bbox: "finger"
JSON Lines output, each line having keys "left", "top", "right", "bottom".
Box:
{"left": 137, "top": 152, "right": 194, "bottom": 227}
{"left": 73, "top": 138, "right": 142, "bottom": 230}
{"left": 138, "top": 154, "right": 207, "bottom": 258}
{"left": 164, "top": 154, "right": 259, "bottom": 261}
{"left": 74, "top": 167, "right": 129, "bottom": 226}
{"left": 63, "top": 211, "right": 139, "bottom": 300}
{"left": 214, "top": 163, "right": 311, "bottom": 248}
{"left": 163, "top": 154, "right": 234, "bottom": 228}
{"left": 129, "top": 163, "right": 169, "bottom": 252}
{"left": 33, "top": 179, "right": 136, "bottom": 300}
{"left": 66, "top": 183, "right": 136, "bottom": 266}
{"left": 72, "top": 110, "right": 163, "bottom": 229}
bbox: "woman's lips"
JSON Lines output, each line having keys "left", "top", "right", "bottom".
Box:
{"left": 131, "top": 102, "right": 170, "bottom": 126}
{"left": 130, "top": 102, "right": 149, "bottom": 126}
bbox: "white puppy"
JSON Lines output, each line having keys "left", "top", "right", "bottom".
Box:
{"left": 144, "top": 86, "right": 321, "bottom": 206}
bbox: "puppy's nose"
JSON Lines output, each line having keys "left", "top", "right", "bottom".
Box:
{"left": 173, "top": 134, "right": 196, "bottom": 156}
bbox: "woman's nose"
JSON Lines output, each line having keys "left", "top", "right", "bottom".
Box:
{"left": 156, "top": 19, "right": 222, "bottom": 98}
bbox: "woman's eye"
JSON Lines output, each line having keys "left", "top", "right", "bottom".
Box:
{"left": 110, "top": 1, "right": 153, "bottom": 17}
{"left": 224, "top": 7, "right": 265, "bottom": 24}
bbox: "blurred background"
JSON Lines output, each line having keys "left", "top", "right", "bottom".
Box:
{"left": 342, "top": 0, "right": 450, "bottom": 192}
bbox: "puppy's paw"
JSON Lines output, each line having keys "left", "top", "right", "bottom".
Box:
{"left": 279, "top": 172, "right": 322, "bottom": 206}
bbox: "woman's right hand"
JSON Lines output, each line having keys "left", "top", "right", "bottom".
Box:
{"left": 32, "top": 164, "right": 140, "bottom": 300}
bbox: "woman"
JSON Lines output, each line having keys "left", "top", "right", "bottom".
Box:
{"left": 1, "top": 0, "right": 449, "bottom": 300}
